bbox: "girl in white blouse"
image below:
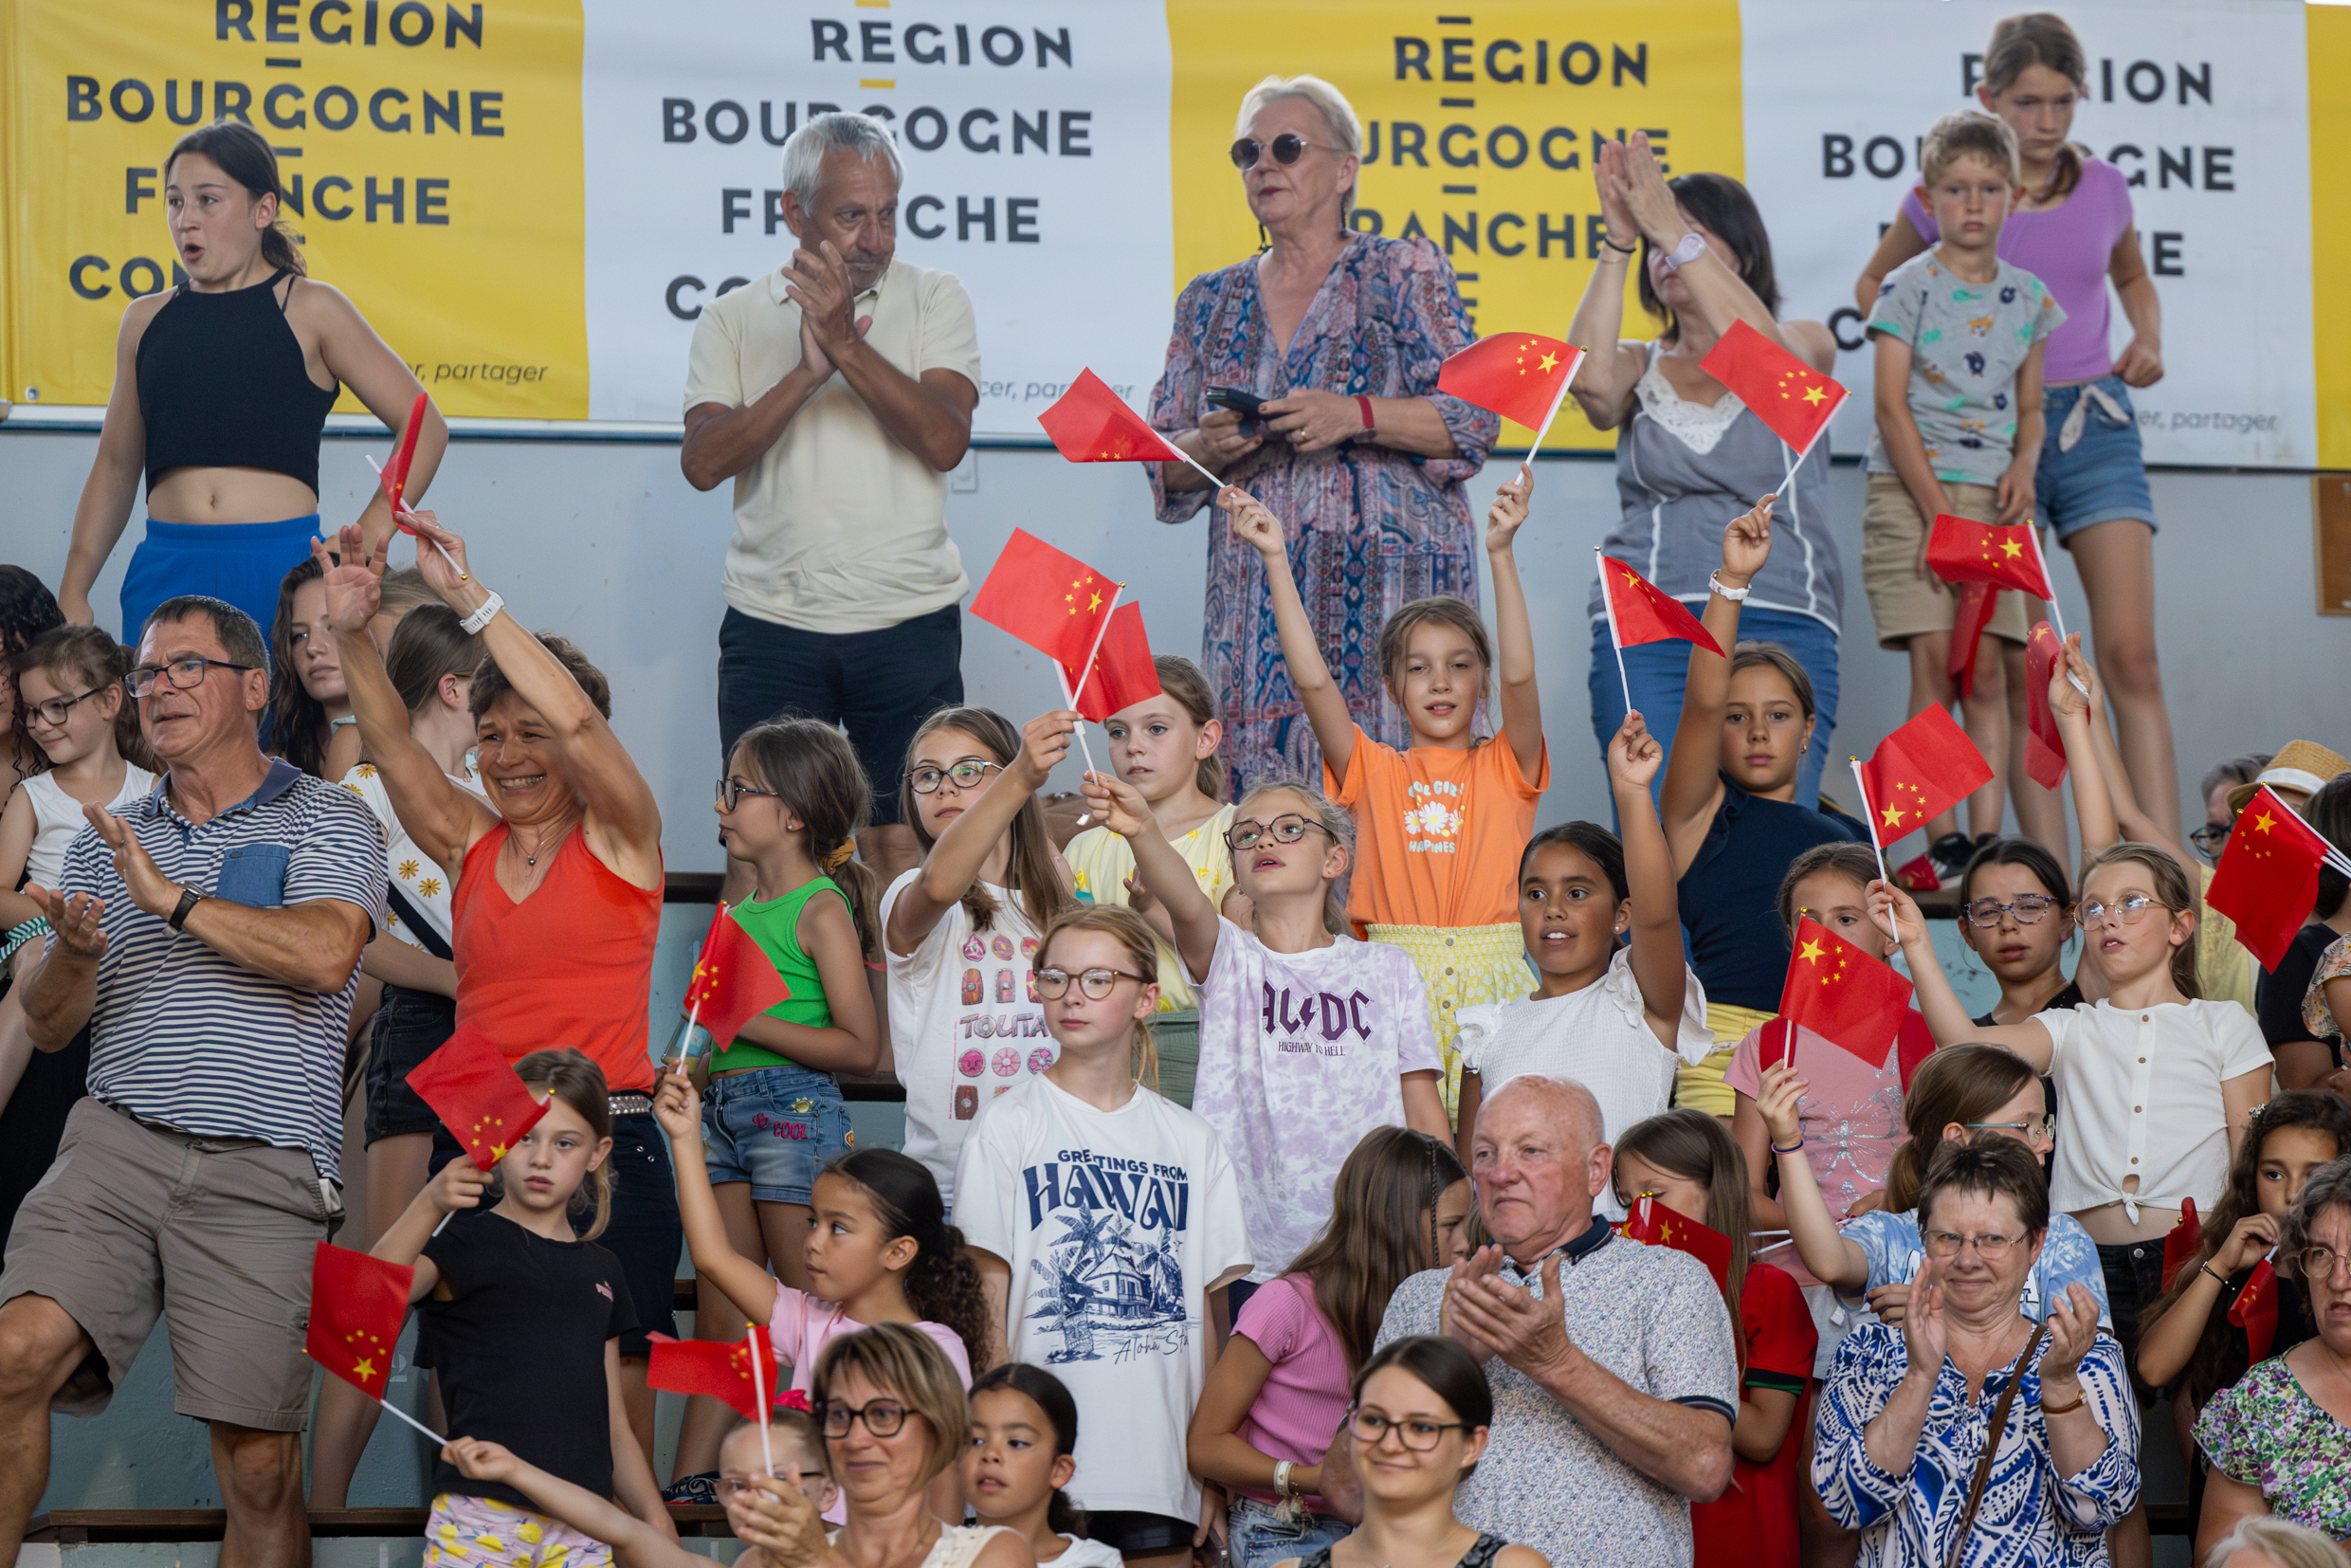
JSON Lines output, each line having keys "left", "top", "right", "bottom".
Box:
{"left": 1877, "top": 843, "right": 2270, "bottom": 1369}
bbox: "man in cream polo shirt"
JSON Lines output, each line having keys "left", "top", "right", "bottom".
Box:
{"left": 683, "top": 111, "right": 979, "bottom": 882}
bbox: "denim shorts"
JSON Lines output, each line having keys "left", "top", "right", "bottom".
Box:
{"left": 363, "top": 983, "right": 457, "bottom": 1145}
{"left": 701, "top": 1064, "right": 854, "bottom": 1206}
{"left": 1226, "top": 1495, "right": 1351, "bottom": 1568}
{"left": 2038, "top": 375, "right": 2156, "bottom": 539}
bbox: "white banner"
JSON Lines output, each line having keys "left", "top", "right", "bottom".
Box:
{"left": 1741, "top": 0, "right": 2316, "bottom": 469}
{"left": 578, "top": 0, "right": 1173, "bottom": 430}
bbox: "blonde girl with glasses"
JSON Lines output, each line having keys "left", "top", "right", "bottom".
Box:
{"left": 955, "top": 905, "right": 1253, "bottom": 1568}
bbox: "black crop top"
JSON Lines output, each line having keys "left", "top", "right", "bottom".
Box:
{"left": 135, "top": 268, "right": 341, "bottom": 499}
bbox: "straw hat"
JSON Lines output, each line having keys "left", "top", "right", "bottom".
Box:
{"left": 2227, "top": 739, "right": 2351, "bottom": 812}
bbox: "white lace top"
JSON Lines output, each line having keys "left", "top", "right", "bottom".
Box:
{"left": 1632, "top": 340, "right": 1745, "bottom": 454}
{"left": 827, "top": 1525, "right": 1016, "bottom": 1568}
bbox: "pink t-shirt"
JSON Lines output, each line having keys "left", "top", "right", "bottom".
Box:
{"left": 772, "top": 1282, "right": 973, "bottom": 1522}
{"left": 1899, "top": 155, "right": 2134, "bottom": 385}
{"left": 1232, "top": 1275, "right": 1349, "bottom": 1510}
{"left": 1722, "top": 1022, "right": 1911, "bottom": 1289}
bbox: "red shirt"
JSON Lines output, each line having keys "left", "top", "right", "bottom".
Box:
{"left": 450, "top": 824, "right": 661, "bottom": 1092}
{"left": 1691, "top": 1263, "right": 1817, "bottom": 1568}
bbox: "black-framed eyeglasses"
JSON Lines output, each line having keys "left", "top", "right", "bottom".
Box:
{"left": 1036, "top": 966, "right": 1152, "bottom": 1001}
{"left": 2301, "top": 1245, "right": 2351, "bottom": 1284}
{"left": 2079, "top": 894, "right": 2161, "bottom": 927}
{"left": 1230, "top": 133, "right": 1332, "bottom": 171}
{"left": 2189, "top": 823, "right": 2232, "bottom": 861}
{"left": 715, "top": 1470, "right": 829, "bottom": 1501}
{"left": 1226, "top": 813, "right": 1337, "bottom": 851}
{"left": 908, "top": 759, "right": 1001, "bottom": 794}
{"left": 716, "top": 775, "right": 781, "bottom": 811}
{"left": 1923, "top": 1229, "right": 2025, "bottom": 1260}
{"left": 22, "top": 685, "right": 109, "bottom": 729}
{"left": 1347, "top": 1408, "right": 1471, "bottom": 1451}
{"left": 1962, "top": 894, "right": 2059, "bottom": 928}
{"left": 823, "top": 1398, "right": 909, "bottom": 1439}
{"left": 125, "top": 656, "right": 259, "bottom": 698}
{"left": 1965, "top": 1115, "right": 2056, "bottom": 1147}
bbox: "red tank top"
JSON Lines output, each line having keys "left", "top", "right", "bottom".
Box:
{"left": 450, "top": 823, "right": 661, "bottom": 1093}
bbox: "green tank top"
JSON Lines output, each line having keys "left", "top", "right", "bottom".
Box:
{"left": 710, "top": 875, "right": 844, "bottom": 1075}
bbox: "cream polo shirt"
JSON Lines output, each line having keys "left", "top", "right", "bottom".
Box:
{"left": 683, "top": 256, "right": 981, "bottom": 635}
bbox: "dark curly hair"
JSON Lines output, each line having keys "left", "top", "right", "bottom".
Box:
{"left": 827, "top": 1149, "right": 989, "bottom": 1370}
{"left": 1, "top": 566, "right": 66, "bottom": 775}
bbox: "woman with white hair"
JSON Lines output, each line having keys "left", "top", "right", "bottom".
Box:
{"left": 1145, "top": 74, "right": 1496, "bottom": 796}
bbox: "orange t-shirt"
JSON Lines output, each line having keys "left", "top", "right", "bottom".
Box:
{"left": 1325, "top": 723, "right": 1548, "bottom": 930}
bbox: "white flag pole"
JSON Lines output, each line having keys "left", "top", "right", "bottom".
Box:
{"left": 1594, "top": 549, "right": 1632, "bottom": 716}
{"left": 745, "top": 1322, "right": 775, "bottom": 1477}
{"left": 1518, "top": 347, "right": 1587, "bottom": 475}
{"left": 2257, "top": 787, "right": 2351, "bottom": 879}
{"left": 1055, "top": 665, "right": 1103, "bottom": 786}
{"left": 1849, "top": 757, "right": 1892, "bottom": 887}
{"left": 376, "top": 1395, "right": 446, "bottom": 1445}
{"left": 362, "top": 454, "right": 465, "bottom": 579}
{"left": 2023, "top": 525, "right": 2091, "bottom": 697}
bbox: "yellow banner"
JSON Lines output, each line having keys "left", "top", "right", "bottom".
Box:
{"left": 2, "top": 0, "right": 588, "bottom": 417}
{"left": 1168, "top": 0, "right": 1745, "bottom": 451}
{"left": 2311, "top": 4, "right": 2351, "bottom": 471}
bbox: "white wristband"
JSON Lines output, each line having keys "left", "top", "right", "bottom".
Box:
{"left": 460, "top": 591, "right": 505, "bottom": 635}
{"left": 1708, "top": 572, "right": 1751, "bottom": 602}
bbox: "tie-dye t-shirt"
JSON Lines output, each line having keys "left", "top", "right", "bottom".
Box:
{"left": 1864, "top": 251, "right": 2065, "bottom": 486}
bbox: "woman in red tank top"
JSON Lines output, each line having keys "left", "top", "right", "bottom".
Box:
{"left": 312, "top": 508, "right": 674, "bottom": 1472}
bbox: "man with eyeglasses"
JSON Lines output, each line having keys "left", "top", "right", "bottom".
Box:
{"left": 0, "top": 593, "right": 386, "bottom": 1568}
{"left": 682, "top": 110, "right": 980, "bottom": 889}
{"left": 1375, "top": 1075, "right": 1738, "bottom": 1568}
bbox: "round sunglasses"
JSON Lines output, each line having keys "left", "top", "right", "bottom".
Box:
{"left": 1230, "top": 133, "right": 1336, "bottom": 171}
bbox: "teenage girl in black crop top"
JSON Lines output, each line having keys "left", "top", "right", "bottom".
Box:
{"left": 59, "top": 120, "right": 445, "bottom": 647}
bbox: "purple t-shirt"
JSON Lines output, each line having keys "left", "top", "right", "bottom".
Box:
{"left": 1901, "top": 155, "right": 2134, "bottom": 385}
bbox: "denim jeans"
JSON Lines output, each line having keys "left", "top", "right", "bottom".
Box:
{"left": 1587, "top": 607, "right": 1842, "bottom": 811}
{"left": 1227, "top": 1494, "right": 1351, "bottom": 1568}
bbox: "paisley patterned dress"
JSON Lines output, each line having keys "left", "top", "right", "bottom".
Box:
{"left": 1146, "top": 234, "right": 1496, "bottom": 795}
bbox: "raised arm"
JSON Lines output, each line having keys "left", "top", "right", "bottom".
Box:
{"left": 1607, "top": 711, "right": 1686, "bottom": 1045}
{"left": 405, "top": 511, "right": 664, "bottom": 888}
{"left": 1486, "top": 470, "right": 1543, "bottom": 785}
{"left": 306, "top": 282, "right": 447, "bottom": 556}
{"left": 653, "top": 1076, "right": 789, "bottom": 1319}
{"left": 444, "top": 1438, "right": 701, "bottom": 1568}
{"left": 1615, "top": 132, "right": 1798, "bottom": 356}
{"left": 317, "top": 528, "right": 498, "bottom": 873}
{"left": 1875, "top": 881, "right": 2053, "bottom": 1068}
{"left": 2136, "top": 1211, "right": 2274, "bottom": 1388}
{"left": 1566, "top": 138, "right": 1657, "bottom": 427}
{"left": 1753, "top": 1065, "right": 1869, "bottom": 1287}
{"left": 373, "top": 1158, "right": 489, "bottom": 1300}
{"left": 1659, "top": 498, "right": 1775, "bottom": 865}
{"left": 58, "top": 295, "right": 164, "bottom": 624}
{"left": 1222, "top": 486, "right": 1356, "bottom": 779}
{"left": 885, "top": 710, "right": 1071, "bottom": 957}
{"left": 2046, "top": 640, "right": 2121, "bottom": 858}
{"left": 1084, "top": 772, "right": 1220, "bottom": 983}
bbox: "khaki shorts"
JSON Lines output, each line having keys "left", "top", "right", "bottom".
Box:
{"left": 0, "top": 1099, "right": 339, "bottom": 1430}
{"left": 1861, "top": 473, "right": 2034, "bottom": 650}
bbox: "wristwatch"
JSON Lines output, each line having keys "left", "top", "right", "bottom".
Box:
{"left": 1659, "top": 232, "right": 1708, "bottom": 276}
{"left": 169, "top": 885, "right": 204, "bottom": 931}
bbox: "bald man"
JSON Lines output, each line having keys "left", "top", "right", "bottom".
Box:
{"left": 1376, "top": 1074, "right": 1738, "bottom": 1568}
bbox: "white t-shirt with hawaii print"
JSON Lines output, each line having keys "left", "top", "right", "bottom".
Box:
{"left": 954, "top": 1074, "right": 1253, "bottom": 1522}
{"left": 338, "top": 759, "right": 487, "bottom": 950}
{"left": 1194, "top": 920, "right": 1442, "bottom": 1282}
{"left": 882, "top": 868, "right": 1051, "bottom": 1212}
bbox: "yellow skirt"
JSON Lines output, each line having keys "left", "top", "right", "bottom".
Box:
{"left": 1366, "top": 921, "right": 1533, "bottom": 1121}
{"left": 1674, "top": 1002, "right": 1778, "bottom": 1118}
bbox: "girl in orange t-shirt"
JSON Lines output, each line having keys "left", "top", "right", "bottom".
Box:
{"left": 1223, "top": 474, "right": 1548, "bottom": 1113}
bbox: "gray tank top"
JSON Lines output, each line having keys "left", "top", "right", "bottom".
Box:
{"left": 1587, "top": 340, "right": 1841, "bottom": 629}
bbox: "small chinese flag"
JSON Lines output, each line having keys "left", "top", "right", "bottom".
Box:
{"left": 1925, "top": 515, "right": 2055, "bottom": 599}
{"left": 1063, "top": 602, "right": 1160, "bottom": 724}
{"left": 1698, "top": 319, "right": 1848, "bottom": 456}
{"left": 305, "top": 1241, "right": 412, "bottom": 1400}
{"left": 647, "top": 1325, "right": 780, "bottom": 1421}
{"left": 2207, "top": 786, "right": 2334, "bottom": 970}
{"left": 2228, "top": 1256, "right": 2280, "bottom": 1361}
{"left": 1615, "top": 1194, "right": 1733, "bottom": 1293}
{"left": 2023, "top": 622, "right": 2069, "bottom": 790}
{"left": 379, "top": 392, "right": 431, "bottom": 538}
{"left": 970, "top": 528, "right": 1123, "bottom": 671}
{"left": 1777, "top": 916, "right": 1914, "bottom": 1067}
{"left": 1856, "top": 707, "right": 1995, "bottom": 851}
{"left": 685, "top": 905, "right": 792, "bottom": 1046}
{"left": 1037, "top": 370, "right": 1185, "bottom": 465}
{"left": 1599, "top": 556, "right": 1723, "bottom": 657}
{"left": 1945, "top": 582, "right": 2001, "bottom": 701}
{"left": 407, "top": 1023, "right": 550, "bottom": 1172}
{"left": 2161, "top": 1197, "right": 2200, "bottom": 1290}
{"left": 1436, "top": 333, "right": 1587, "bottom": 432}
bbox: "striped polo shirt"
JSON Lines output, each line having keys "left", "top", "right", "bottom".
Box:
{"left": 59, "top": 758, "right": 388, "bottom": 1181}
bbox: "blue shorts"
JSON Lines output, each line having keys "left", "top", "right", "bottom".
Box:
{"left": 700, "top": 1064, "right": 854, "bottom": 1206}
{"left": 118, "top": 515, "right": 320, "bottom": 648}
{"left": 2037, "top": 377, "right": 2156, "bottom": 540}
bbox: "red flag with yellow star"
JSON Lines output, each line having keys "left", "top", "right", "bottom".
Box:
{"left": 647, "top": 1325, "right": 781, "bottom": 1421}
{"left": 305, "top": 1241, "right": 411, "bottom": 1399}
{"left": 2207, "top": 787, "right": 2332, "bottom": 970}
{"left": 1778, "top": 916, "right": 1915, "bottom": 1067}
{"left": 1436, "top": 333, "right": 1587, "bottom": 433}
{"left": 1599, "top": 556, "right": 1723, "bottom": 657}
{"left": 2023, "top": 622, "right": 2069, "bottom": 790}
{"left": 1061, "top": 602, "right": 1161, "bottom": 724}
{"left": 1037, "top": 370, "right": 1186, "bottom": 465}
{"left": 2228, "top": 1256, "right": 2280, "bottom": 1360}
{"left": 1698, "top": 319, "right": 1848, "bottom": 457}
{"left": 2161, "top": 1198, "right": 2201, "bottom": 1290}
{"left": 406, "top": 1024, "right": 550, "bottom": 1172}
{"left": 1925, "top": 515, "right": 2055, "bottom": 598}
{"left": 1615, "top": 1194, "right": 1733, "bottom": 1293}
{"left": 1944, "top": 582, "right": 2000, "bottom": 701}
{"left": 970, "top": 528, "right": 1122, "bottom": 671}
{"left": 1856, "top": 706, "right": 1994, "bottom": 851}
{"left": 684, "top": 903, "right": 792, "bottom": 1047}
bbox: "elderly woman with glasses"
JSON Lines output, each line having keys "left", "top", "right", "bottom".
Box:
{"left": 1145, "top": 74, "right": 1496, "bottom": 797}
{"left": 2192, "top": 1155, "right": 2351, "bottom": 1553}
{"left": 1813, "top": 1138, "right": 2136, "bottom": 1568}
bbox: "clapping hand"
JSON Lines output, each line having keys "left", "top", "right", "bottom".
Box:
{"left": 2037, "top": 1282, "right": 2102, "bottom": 1390}
{"left": 1593, "top": 138, "right": 1638, "bottom": 250}
{"left": 313, "top": 525, "right": 386, "bottom": 635}
{"left": 781, "top": 241, "right": 873, "bottom": 379}
{"left": 1618, "top": 132, "right": 1688, "bottom": 247}
{"left": 22, "top": 885, "right": 106, "bottom": 962}
{"left": 82, "top": 805, "right": 178, "bottom": 921}
{"left": 1445, "top": 1246, "right": 1572, "bottom": 1377}
{"left": 1900, "top": 1253, "right": 1949, "bottom": 1382}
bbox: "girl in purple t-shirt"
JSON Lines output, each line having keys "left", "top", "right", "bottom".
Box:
{"left": 1855, "top": 12, "right": 2179, "bottom": 844}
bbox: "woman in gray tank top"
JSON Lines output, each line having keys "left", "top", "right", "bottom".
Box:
{"left": 1567, "top": 136, "right": 1844, "bottom": 808}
